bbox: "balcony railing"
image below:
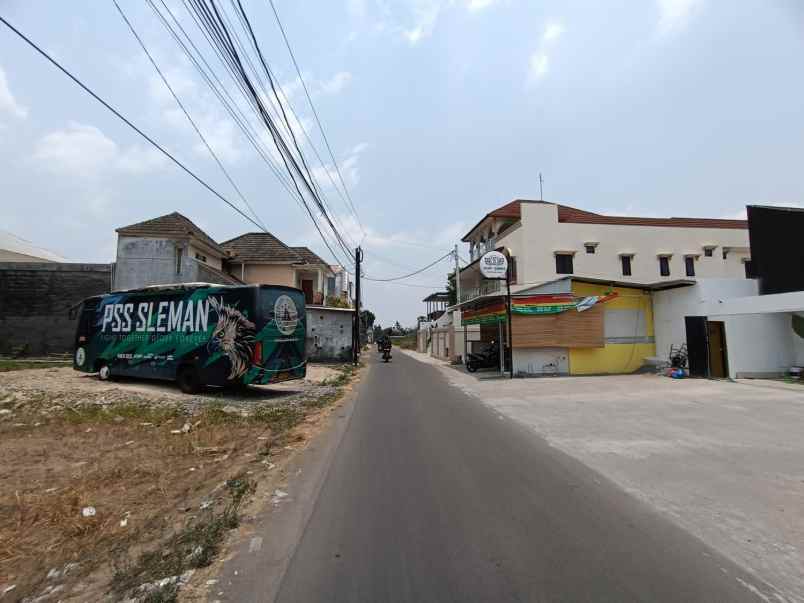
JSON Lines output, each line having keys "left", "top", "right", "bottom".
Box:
{"left": 459, "top": 279, "right": 501, "bottom": 303}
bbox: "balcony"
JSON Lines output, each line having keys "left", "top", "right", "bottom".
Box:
{"left": 458, "top": 279, "right": 501, "bottom": 304}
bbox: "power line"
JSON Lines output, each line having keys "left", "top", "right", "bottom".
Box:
{"left": 0, "top": 13, "right": 265, "bottom": 232}
{"left": 114, "top": 0, "right": 268, "bottom": 232}
{"left": 363, "top": 250, "right": 454, "bottom": 282}
{"left": 267, "top": 0, "right": 365, "bottom": 238}
{"left": 184, "top": 0, "right": 354, "bottom": 265}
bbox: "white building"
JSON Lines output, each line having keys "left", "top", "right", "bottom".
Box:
{"left": 461, "top": 200, "right": 751, "bottom": 300}
{"left": 456, "top": 199, "right": 758, "bottom": 376}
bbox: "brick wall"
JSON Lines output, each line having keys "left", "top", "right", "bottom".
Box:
{"left": 0, "top": 263, "right": 111, "bottom": 355}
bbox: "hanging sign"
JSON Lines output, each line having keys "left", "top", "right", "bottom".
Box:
{"left": 479, "top": 251, "right": 508, "bottom": 280}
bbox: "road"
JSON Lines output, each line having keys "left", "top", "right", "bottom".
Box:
{"left": 273, "top": 351, "right": 770, "bottom": 602}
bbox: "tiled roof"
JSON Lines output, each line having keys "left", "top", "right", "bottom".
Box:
{"left": 462, "top": 199, "right": 748, "bottom": 241}
{"left": 290, "top": 246, "right": 330, "bottom": 267}
{"left": 117, "top": 212, "right": 225, "bottom": 255}
{"left": 221, "top": 232, "right": 304, "bottom": 263}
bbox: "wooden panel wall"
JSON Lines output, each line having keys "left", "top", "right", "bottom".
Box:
{"left": 512, "top": 305, "right": 604, "bottom": 348}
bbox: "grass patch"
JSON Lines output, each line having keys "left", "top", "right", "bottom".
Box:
{"left": 111, "top": 476, "right": 255, "bottom": 600}
{"left": 321, "top": 364, "right": 357, "bottom": 387}
{"left": 61, "top": 403, "right": 182, "bottom": 425}
{"left": 393, "top": 334, "right": 417, "bottom": 350}
{"left": 253, "top": 404, "right": 305, "bottom": 432}
{"left": 0, "top": 360, "right": 71, "bottom": 372}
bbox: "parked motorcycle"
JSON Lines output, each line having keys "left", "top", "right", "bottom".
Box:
{"left": 465, "top": 345, "right": 499, "bottom": 373}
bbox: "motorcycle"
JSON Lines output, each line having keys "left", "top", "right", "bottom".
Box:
{"left": 379, "top": 340, "right": 392, "bottom": 362}
{"left": 465, "top": 345, "right": 499, "bottom": 373}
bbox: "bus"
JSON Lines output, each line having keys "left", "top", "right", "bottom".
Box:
{"left": 73, "top": 283, "right": 306, "bottom": 393}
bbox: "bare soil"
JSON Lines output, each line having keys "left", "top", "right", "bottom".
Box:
{"left": 0, "top": 363, "right": 354, "bottom": 602}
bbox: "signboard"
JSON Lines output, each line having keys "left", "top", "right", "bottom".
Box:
{"left": 479, "top": 251, "right": 508, "bottom": 280}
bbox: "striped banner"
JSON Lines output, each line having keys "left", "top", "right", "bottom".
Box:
{"left": 462, "top": 292, "right": 618, "bottom": 325}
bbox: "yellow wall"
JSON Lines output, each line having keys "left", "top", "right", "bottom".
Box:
{"left": 241, "top": 264, "right": 296, "bottom": 287}
{"left": 569, "top": 282, "right": 656, "bottom": 374}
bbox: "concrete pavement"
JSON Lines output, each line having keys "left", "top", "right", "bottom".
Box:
{"left": 266, "top": 351, "right": 775, "bottom": 602}
{"left": 404, "top": 349, "right": 804, "bottom": 601}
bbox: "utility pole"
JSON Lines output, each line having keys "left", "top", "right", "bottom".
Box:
{"left": 353, "top": 246, "right": 363, "bottom": 365}
{"left": 453, "top": 245, "right": 461, "bottom": 306}
{"left": 454, "top": 245, "right": 466, "bottom": 364}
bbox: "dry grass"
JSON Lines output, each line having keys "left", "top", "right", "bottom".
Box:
{"left": 0, "top": 376, "right": 354, "bottom": 601}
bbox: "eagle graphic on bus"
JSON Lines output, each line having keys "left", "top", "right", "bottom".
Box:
{"left": 72, "top": 284, "right": 306, "bottom": 392}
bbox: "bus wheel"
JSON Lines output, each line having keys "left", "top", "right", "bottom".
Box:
{"left": 177, "top": 365, "right": 201, "bottom": 394}
{"left": 98, "top": 363, "right": 112, "bottom": 381}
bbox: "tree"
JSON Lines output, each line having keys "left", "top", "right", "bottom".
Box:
{"left": 361, "top": 309, "right": 376, "bottom": 330}
{"left": 446, "top": 270, "right": 457, "bottom": 306}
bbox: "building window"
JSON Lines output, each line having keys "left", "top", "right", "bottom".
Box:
{"left": 555, "top": 253, "right": 574, "bottom": 275}
{"left": 744, "top": 260, "right": 757, "bottom": 279}
{"left": 659, "top": 256, "right": 671, "bottom": 277}
{"left": 195, "top": 252, "right": 207, "bottom": 263}
{"left": 509, "top": 256, "right": 517, "bottom": 283}
{"left": 175, "top": 247, "right": 183, "bottom": 275}
{"left": 704, "top": 247, "right": 714, "bottom": 257}
{"left": 621, "top": 255, "right": 632, "bottom": 276}
{"left": 585, "top": 244, "right": 596, "bottom": 254}
{"left": 327, "top": 276, "right": 336, "bottom": 295}
{"left": 685, "top": 256, "right": 696, "bottom": 277}
{"left": 722, "top": 249, "right": 728, "bottom": 260}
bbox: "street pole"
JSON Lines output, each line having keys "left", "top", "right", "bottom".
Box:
{"left": 506, "top": 255, "right": 513, "bottom": 379}
{"left": 453, "top": 245, "right": 464, "bottom": 364}
{"left": 353, "top": 246, "right": 362, "bottom": 365}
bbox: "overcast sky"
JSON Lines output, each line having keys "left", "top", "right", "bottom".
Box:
{"left": 1, "top": 0, "right": 803, "bottom": 325}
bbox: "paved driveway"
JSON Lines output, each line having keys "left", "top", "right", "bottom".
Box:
{"left": 403, "top": 350, "right": 804, "bottom": 602}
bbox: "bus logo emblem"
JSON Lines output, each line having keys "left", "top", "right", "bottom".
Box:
{"left": 274, "top": 295, "right": 299, "bottom": 335}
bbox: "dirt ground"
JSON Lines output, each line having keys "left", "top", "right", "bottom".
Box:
{"left": 0, "top": 363, "right": 354, "bottom": 602}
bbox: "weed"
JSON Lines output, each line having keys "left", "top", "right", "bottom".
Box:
{"left": 0, "top": 360, "right": 70, "bottom": 372}
{"left": 253, "top": 404, "right": 305, "bottom": 432}
{"left": 111, "top": 476, "right": 255, "bottom": 599}
{"left": 62, "top": 403, "right": 181, "bottom": 425}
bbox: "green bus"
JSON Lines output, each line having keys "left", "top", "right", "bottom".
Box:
{"left": 73, "top": 283, "right": 306, "bottom": 392}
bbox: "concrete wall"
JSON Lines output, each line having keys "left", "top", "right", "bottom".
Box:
{"left": 306, "top": 307, "right": 354, "bottom": 362}
{"left": 0, "top": 262, "right": 111, "bottom": 355}
{"left": 513, "top": 348, "right": 569, "bottom": 376}
{"left": 115, "top": 236, "right": 196, "bottom": 290}
{"left": 653, "top": 278, "right": 759, "bottom": 361}
{"left": 239, "top": 263, "right": 296, "bottom": 287}
{"left": 188, "top": 243, "right": 222, "bottom": 270}
{"left": 710, "top": 312, "right": 793, "bottom": 378}
{"left": 505, "top": 203, "right": 750, "bottom": 286}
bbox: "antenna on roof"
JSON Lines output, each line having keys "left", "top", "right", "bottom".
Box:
{"left": 538, "top": 172, "right": 544, "bottom": 201}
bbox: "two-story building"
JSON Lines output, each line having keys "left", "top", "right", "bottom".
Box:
{"left": 220, "top": 232, "right": 340, "bottom": 305}
{"left": 112, "top": 212, "right": 354, "bottom": 362}
{"left": 113, "top": 212, "right": 241, "bottom": 290}
{"left": 456, "top": 199, "right": 753, "bottom": 376}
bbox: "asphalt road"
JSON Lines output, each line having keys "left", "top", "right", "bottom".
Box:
{"left": 274, "top": 351, "right": 769, "bottom": 602}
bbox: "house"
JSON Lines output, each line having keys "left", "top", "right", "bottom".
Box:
{"left": 0, "top": 230, "right": 68, "bottom": 262}
{"left": 653, "top": 205, "right": 804, "bottom": 379}
{"left": 112, "top": 211, "right": 354, "bottom": 362}
{"left": 113, "top": 212, "right": 240, "bottom": 290}
{"left": 220, "top": 232, "right": 338, "bottom": 305}
{"left": 416, "top": 292, "right": 480, "bottom": 363}
{"left": 455, "top": 199, "right": 754, "bottom": 376}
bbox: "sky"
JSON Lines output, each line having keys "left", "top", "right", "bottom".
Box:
{"left": 1, "top": 0, "right": 804, "bottom": 326}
